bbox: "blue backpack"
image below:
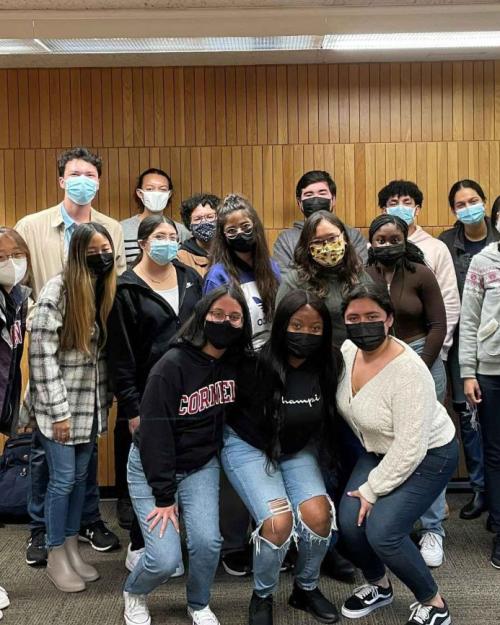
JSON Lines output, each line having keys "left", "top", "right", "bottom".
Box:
{"left": 0, "top": 432, "right": 31, "bottom": 520}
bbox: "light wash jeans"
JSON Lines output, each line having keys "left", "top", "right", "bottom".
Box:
{"left": 408, "top": 337, "right": 448, "bottom": 538}
{"left": 38, "top": 420, "right": 97, "bottom": 548}
{"left": 124, "top": 444, "right": 222, "bottom": 610}
{"left": 221, "top": 426, "right": 336, "bottom": 598}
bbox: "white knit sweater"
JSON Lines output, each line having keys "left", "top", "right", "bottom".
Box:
{"left": 338, "top": 338, "right": 455, "bottom": 504}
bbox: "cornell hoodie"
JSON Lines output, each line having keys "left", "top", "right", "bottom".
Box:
{"left": 459, "top": 242, "right": 500, "bottom": 378}
{"left": 409, "top": 226, "right": 460, "bottom": 359}
{"left": 134, "top": 342, "right": 237, "bottom": 507}
{"left": 273, "top": 219, "right": 368, "bottom": 274}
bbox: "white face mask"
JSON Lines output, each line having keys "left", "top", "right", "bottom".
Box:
{"left": 496, "top": 220, "right": 500, "bottom": 234}
{"left": 140, "top": 190, "right": 172, "bottom": 213}
{"left": 0, "top": 257, "right": 27, "bottom": 288}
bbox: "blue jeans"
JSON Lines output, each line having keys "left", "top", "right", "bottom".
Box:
{"left": 477, "top": 374, "right": 500, "bottom": 534}
{"left": 409, "top": 337, "right": 448, "bottom": 536}
{"left": 38, "top": 424, "right": 97, "bottom": 548}
{"left": 448, "top": 334, "right": 485, "bottom": 492}
{"left": 28, "top": 429, "right": 101, "bottom": 531}
{"left": 338, "top": 439, "right": 458, "bottom": 603}
{"left": 124, "top": 445, "right": 222, "bottom": 610}
{"left": 221, "top": 427, "right": 335, "bottom": 598}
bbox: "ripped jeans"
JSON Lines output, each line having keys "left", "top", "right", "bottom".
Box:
{"left": 221, "top": 426, "right": 335, "bottom": 598}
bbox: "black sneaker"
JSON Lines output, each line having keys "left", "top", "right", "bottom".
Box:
{"left": 116, "top": 497, "right": 134, "bottom": 530}
{"left": 289, "top": 584, "right": 339, "bottom": 624}
{"left": 249, "top": 592, "right": 273, "bottom": 625}
{"left": 221, "top": 548, "right": 252, "bottom": 576}
{"left": 79, "top": 519, "right": 120, "bottom": 552}
{"left": 321, "top": 548, "right": 356, "bottom": 584}
{"left": 491, "top": 536, "right": 500, "bottom": 569}
{"left": 407, "top": 600, "right": 451, "bottom": 625}
{"left": 341, "top": 582, "right": 393, "bottom": 619}
{"left": 25, "top": 528, "right": 47, "bottom": 566}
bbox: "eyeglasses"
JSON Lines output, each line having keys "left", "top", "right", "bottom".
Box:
{"left": 149, "top": 235, "right": 178, "bottom": 243}
{"left": 208, "top": 308, "right": 243, "bottom": 327}
{"left": 309, "top": 234, "right": 342, "bottom": 250}
{"left": 191, "top": 215, "right": 217, "bottom": 225}
{"left": 224, "top": 223, "right": 253, "bottom": 239}
{"left": 0, "top": 252, "right": 26, "bottom": 263}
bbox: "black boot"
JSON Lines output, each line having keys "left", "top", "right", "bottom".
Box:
{"left": 249, "top": 592, "right": 273, "bottom": 625}
{"left": 289, "top": 584, "right": 339, "bottom": 624}
{"left": 321, "top": 547, "right": 356, "bottom": 583}
{"left": 460, "top": 492, "right": 487, "bottom": 520}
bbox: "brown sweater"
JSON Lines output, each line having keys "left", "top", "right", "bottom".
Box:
{"left": 366, "top": 263, "right": 447, "bottom": 368}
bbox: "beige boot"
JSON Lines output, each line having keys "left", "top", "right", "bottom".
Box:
{"left": 47, "top": 544, "right": 86, "bottom": 592}
{"left": 64, "top": 535, "right": 100, "bottom": 582}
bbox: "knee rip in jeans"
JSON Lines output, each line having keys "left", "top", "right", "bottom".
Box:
{"left": 251, "top": 498, "right": 294, "bottom": 555}
{"left": 297, "top": 494, "right": 337, "bottom": 543}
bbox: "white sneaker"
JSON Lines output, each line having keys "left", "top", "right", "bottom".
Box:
{"left": 123, "top": 591, "right": 151, "bottom": 625}
{"left": 419, "top": 532, "right": 444, "bottom": 567}
{"left": 0, "top": 587, "right": 9, "bottom": 610}
{"left": 188, "top": 605, "right": 220, "bottom": 625}
{"left": 125, "top": 544, "right": 185, "bottom": 578}
{"left": 125, "top": 545, "right": 145, "bottom": 573}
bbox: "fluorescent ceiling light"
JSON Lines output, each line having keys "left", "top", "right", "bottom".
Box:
{"left": 323, "top": 32, "right": 500, "bottom": 50}
{"left": 0, "top": 39, "right": 48, "bottom": 54}
{"left": 42, "top": 36, "right": 321, "bottom": 54}
{"left": 2, "top": 32, "right": 500, "bottom": 55}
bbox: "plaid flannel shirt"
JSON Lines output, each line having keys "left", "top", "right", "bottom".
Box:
{"left": 26, "top": 275, "right": 109, "bottom": 445}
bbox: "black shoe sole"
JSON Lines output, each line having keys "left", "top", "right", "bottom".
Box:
{"left": 25, "top": 557, "right": 47, "bottom": 567}
{"left": 288, "top": 597, "right": 339, "bottom": 624}
{"left": 459, "top": 511, "right": 485, "bottom": 520}
{"left": 78, "top": 535, "right": 120, "bottom": 552}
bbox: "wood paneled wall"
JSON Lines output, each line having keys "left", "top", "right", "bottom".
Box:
{"left": 2, "top": 60, "right": 500, "bottom": 485}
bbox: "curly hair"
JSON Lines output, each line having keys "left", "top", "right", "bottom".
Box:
{"left": 293, "top": 211, "right": 363, "bottom": 298}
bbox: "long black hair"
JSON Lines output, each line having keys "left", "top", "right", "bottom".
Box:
{"left": 209, "top": 194, "right": 279, "bottom": 321}
{"left": 367, "top": 213, "right": 425, "bottom": 273}
{"left": 177, "top": 284, "right": 253, "bottom": 355}
{"left": 293, "top": 210, "right": 363, "bottom": 297}
{"left": 258, "top": 289, "right": 344, "bottom": 467}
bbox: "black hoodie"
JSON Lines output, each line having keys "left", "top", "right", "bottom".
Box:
{"left": 135, "top": 341, "right": 237, "bottom": 506}
{"left": 107, "top": 261, "right": 202, "bottom": 420}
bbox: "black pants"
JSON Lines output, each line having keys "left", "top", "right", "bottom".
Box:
{"left": 477, "top": 374, "right": 500, "bottom": 535}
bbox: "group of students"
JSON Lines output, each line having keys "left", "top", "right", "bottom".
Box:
{"left": 0, "top": 146, "right": 499, "bottom": 625}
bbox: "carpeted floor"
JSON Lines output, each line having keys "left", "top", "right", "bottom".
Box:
{"left": 0, "top": 494, "right": 497, "bottom": 625}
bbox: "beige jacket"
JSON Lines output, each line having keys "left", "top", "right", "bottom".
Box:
{"left": 15, "top": 204, "right": 126, "bottom": 300}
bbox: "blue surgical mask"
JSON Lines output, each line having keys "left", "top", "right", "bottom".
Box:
{"left": 386, "top": 205, "right": 416, "bottom": 225}
{"left": 148, "top": 240, "right": 178, "bottom": 265}
{"left": 456, "top": 203, "right": 485, "bottom": 225}
{"left": 65, "top": 176, "right": 99, "bottom": 205}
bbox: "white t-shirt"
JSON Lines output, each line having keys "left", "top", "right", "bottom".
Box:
{"left": 155, "top": 286, "right": 179, "bottom": 315}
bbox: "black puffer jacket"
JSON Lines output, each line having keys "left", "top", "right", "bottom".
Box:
{"left": 107, "top": 261, "right": 202, "bottom": 420}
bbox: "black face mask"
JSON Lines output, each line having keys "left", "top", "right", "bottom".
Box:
{"left": 226, "top": 232, "right": 256, "bottom": 253}
{"left": 301, "top": 196, "right": 332, "bottom": 218}
{"left": 86, "top": 252, "right": 114, "bottom": 277}
{"left": 205, "top": 320, "right": 243, "bottom": 349}
{"left": 346, "top": 321, "right": 387, "bottom": 352}
{"left": 370, "top": 243, "right": 406, "bottom": 266}
{"left": 286, "top": 332, "right": 323, "bottom": 359}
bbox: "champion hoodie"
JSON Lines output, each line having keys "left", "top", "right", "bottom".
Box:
{"left": 134, "top": 341, "right": 237, "bottom": 506}
{"left": 459, "top": 242, "right": 500, "bottom": 378}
